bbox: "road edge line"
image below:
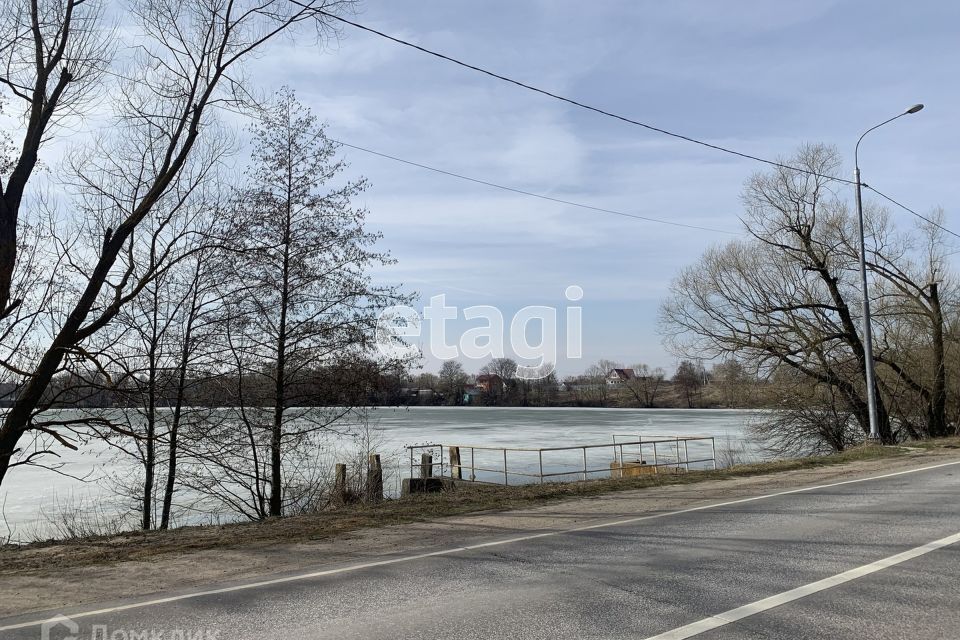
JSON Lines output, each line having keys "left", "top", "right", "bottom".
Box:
{"left": 2, "top": 457, "right": 959, "bottom": 631}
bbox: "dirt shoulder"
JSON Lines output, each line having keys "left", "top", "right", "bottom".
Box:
{"left": 2, "top": 442, "right": 959, "bottom": 619}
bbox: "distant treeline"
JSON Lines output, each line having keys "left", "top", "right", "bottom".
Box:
{"left": 33, "top": 357, "right": 765, "bottom": 411}
{"left": 37, "top": 361, "right": 420, "bottom": 409}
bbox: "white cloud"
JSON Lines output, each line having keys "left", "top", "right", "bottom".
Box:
{"left": 11, "top": 0, "right": 954, "bottom": 373}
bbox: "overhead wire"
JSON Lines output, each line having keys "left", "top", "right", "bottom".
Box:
{"left": 317, "top": 11, "right": 955, "bottom": 238}
{"left": 863, "top": 184, "right": 960, "bottom": 240}
{"left": 331, "top": 139, "right": 738, "bottom": 234}
{"left": 318, "top": 12, "right": 855, "bottom": 185}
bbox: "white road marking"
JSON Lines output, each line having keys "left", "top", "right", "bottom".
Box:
{"left": 2, "top": 458, "right": 959, "bottom": 631}
{"left": 644, "top": 530, "right": 960, "bottom": 639}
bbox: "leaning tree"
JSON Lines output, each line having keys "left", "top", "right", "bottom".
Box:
{"left": 0, "top": 0, "right": 356, "bottom": 485}
{"left": 661, "top": 144, "right": 953, "bottom": 446}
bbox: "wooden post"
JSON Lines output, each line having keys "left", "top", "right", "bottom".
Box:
{"left": 333, "top": 463, "right": 347, "bottom": 506}
{"left": 366, "top": 454, "right": 383, "bottom": 503}
{"left": 503, "top": 449, "right": 508, "bottom": 486}
{"left": 449, "top": 446, "right": 462, "bottom": 480}
{"left": 420, "top": 453, "right": 433, "bottom": 478}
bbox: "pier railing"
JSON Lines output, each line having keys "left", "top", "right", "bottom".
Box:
{"left": 406, "top": 435, "right": 717, "bottom": 486}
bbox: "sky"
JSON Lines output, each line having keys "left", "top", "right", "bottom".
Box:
{"left": 52, "top": 1, "right": 960, "bottom": 377}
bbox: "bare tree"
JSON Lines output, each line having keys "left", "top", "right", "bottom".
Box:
{"left": 710, "top": 360, "right": 753, "bottom": 407}
{"left": 0, "top": 0, "right": 357, "bottom": 486}
{"left": 672, "top": 360, "right": 703, "bottom": 408}
{"left": 856, "top": 208, "right": 954, "bottom": 438}
{"left": 438, "top": 360, "right": 468, "bottom": 405}
{"left": 0, "top": 95, "right": 16, "bottom": 176}
{"left": 661, "top": 145, "right": 895, "bottom": 441}
{"left": 479, "top": 357, "right": 518, "bottom": 404}
{"left": 156, "top": 248, "right": 229, "bottom": 530}
{"left": 623, "top": 363, "right": 665, "bottom": 408}
{"left": 90, "top": 182, "right": 227, "bottom": 530}
{"left": 748, "top": 368, "right": 859, "bottom": 457}
{"left": 187, "top": 89, "right": 405, "bottom": 519}
{"left": 480, "top": 357, "right": 519, "bottom": 380}
{"left": 578, "top": 359, "right": 621, "bottom": 407}
{"left": 527, "top": 363, "right": 558, "bottom": 406}
{"left": 0, "top": 0, "right": 112, "bottom": 320}
{"left": 661, "top": 144, "right": 956, "bottom": 446}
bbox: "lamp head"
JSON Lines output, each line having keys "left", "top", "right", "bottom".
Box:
{"left": 905, "top": 103, "right": 924, "bottom": 114}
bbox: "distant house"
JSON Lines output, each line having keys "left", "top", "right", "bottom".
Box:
{"left": 606, "top": 368, "right": 636, "bottom": 386}
{"left": 475, "top": 374, "right": 506, "bottom": 394}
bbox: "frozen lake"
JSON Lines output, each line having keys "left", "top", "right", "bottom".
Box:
{"left": 0, "top": 407, "right": 762, "bottom": 540}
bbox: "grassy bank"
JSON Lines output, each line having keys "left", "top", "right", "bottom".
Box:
{"left": 1, "top": 441, "right": 934, "bottom": 575}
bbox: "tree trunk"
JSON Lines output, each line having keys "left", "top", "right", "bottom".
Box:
{"left": 142, "top": 407, "right": 155, "bottom": 530}
{"left": 160, "top": 333, "right": 188, "bottom": 529}
{"left": 161, "top": 265, "right": 204, "bottom": 530}
{"left": 0, "top": 202, "right": 17, "bottom": 320}
{"left": 269, "top": 412, "right": 282, "bottom": 517}
{"left": 142, "top": 298, "right": 160, "bottom": 530}
{"left": 875, "top": 383, "right": 893, "bottom": 444}
{"left": 269, "top": 192, "right": 293, "bottom": 518}
{"left": 928, "top": 283, "right": 948, "bottom": 438}
{"left": 0, "top": 116, "right": 205, "bottom": 487}
{"left": 160, "top": 413, "right": 178, "bottom": 530}
{"left": 160, "top": 358, "right": 184, "bottom": 529}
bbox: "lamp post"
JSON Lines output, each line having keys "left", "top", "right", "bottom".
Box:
{"left": 853, "top": 103, "right": 923, "bottom": 440}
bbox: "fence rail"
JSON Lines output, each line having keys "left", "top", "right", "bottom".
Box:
{"left": 407, "top": 435, "right": 717, "bottom": 486}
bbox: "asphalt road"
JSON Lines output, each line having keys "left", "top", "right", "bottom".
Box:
{"left": 4, "top": 461, "right": 960, "bottom": 640}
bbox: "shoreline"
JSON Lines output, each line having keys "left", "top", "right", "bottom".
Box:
{"left": 0, "top": 407, "right": 762, "bottom": 539}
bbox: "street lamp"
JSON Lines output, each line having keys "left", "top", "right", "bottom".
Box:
{"left": 853, "top": 103, "right": 923, "bottom": 441}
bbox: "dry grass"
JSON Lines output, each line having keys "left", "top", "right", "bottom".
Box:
{"left": 0, "top": 442, "right": 917, "bottom": 575}
{"left": 900, "top": 435, "right": 960, "bottom": 450}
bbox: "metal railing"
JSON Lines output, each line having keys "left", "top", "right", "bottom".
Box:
{"left": 406, "top": 435, "right": 717, "bottom": 486}
{"left": 611, "top": 433, "right": 719, "bottom": 472}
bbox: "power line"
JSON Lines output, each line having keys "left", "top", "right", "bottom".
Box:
{"left": 319, "top": 11, "right": 856, "bottom": 186}
{"left": 319, "top": 11, "right": 957, "bottom": 238}
{"left": 340, "top": 130, "right": 956, "bottom": 241}
{"left": 332, "top": 139, "right": 738, "bottom": 234}
{"left": 864, "top": 185, "right": 960, "bottom": 241}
